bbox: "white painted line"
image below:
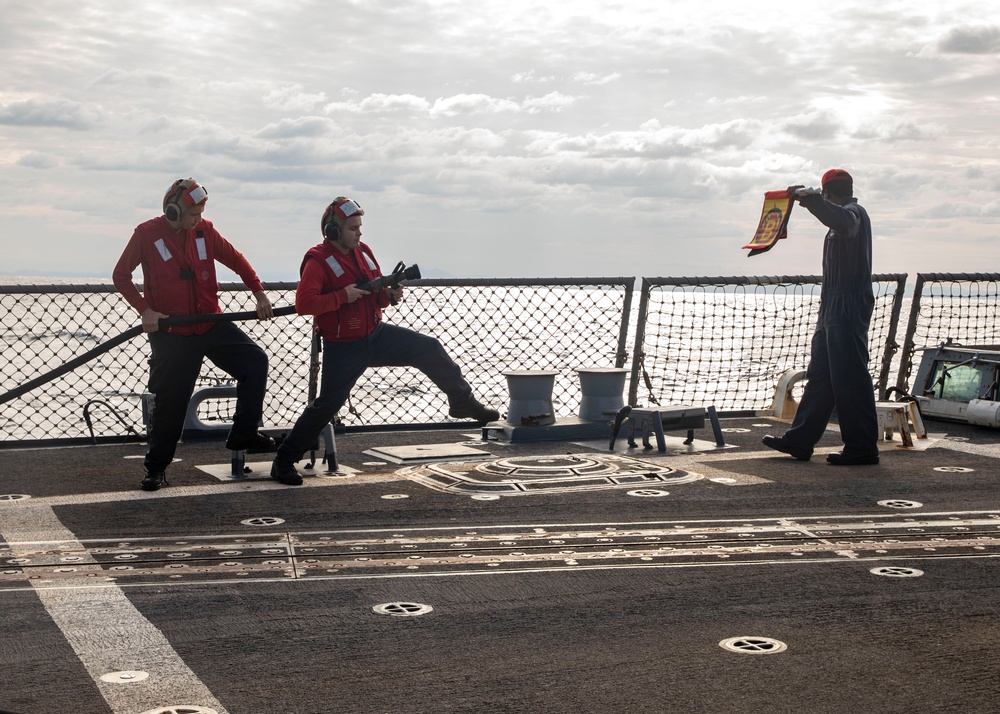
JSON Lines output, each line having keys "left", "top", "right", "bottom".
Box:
{"left": 0, "top": 470, "right": 400, "bottom": 509}
{"left": 0, "top": 504, "right": 230, "bottom": 714}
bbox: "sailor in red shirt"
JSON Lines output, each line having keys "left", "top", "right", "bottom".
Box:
{"left": 269, "top": 197, "right": 499, "bottom": 485}
{"left": 113, "top": 178, "right": 278, "bottom": 491}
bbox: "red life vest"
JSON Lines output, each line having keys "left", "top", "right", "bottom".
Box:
{"left": 112, "top": 216, "right": 263, "bottom": 335}
{"left": 300, "top": 241, "right": 385, "bottom": 341}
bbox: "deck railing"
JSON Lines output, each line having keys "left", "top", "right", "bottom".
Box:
{"left": 3, "top": 272, "right": 998, "bottom": 447}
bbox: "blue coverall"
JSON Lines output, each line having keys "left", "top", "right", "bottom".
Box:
{"left": 781, "top": 195, "right": 879, "bottom": 458}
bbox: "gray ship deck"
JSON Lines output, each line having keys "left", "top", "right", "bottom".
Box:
{"left": 3, "top": 414, "right": 1000, "bottom": 714}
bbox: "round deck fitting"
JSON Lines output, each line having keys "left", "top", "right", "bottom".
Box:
{"left": 373, "top": 602, "right": 434, "bottom": 617}
{"left": 871, "top": 566, "right": 924, "bottom": 578}
{"left": 877, "top": 499, "right": 923, "bottom": 509}
{"left": 719, "top": 636, "right": 788, "bottom": 654}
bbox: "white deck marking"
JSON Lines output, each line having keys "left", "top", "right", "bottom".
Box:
{"left": 0, "top": 504, "right": 230, "bottom": 714}
{"left": 7, "top": 471, "right": 399, "bottom": 508}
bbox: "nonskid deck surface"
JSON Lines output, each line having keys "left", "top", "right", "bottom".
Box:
{"left": 2, "top": 416, "right": 1000, "bottom": 714}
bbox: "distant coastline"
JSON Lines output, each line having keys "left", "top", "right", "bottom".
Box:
{"left": 1, "top": 275, "right": 114, "bottom": 285}
{"left": 1, "top": 267, "right": 457, "bottom": 284}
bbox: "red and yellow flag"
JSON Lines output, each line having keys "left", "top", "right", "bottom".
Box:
{"left": 743, "top": 190, "right": 794, "bottom": 257}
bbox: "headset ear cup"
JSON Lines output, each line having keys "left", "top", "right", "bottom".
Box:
{"left": 164, "top": 180, "right": 186, "bottom": 222}
{"left": 324, "top": 221, "right": 340, "bottom": 242}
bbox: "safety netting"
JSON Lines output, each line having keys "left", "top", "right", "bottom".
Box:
{"left": 895, "top": 273, "right": 1000, "bottom": 392}
{"left": 0, "top": 279, "right": 633, "bottom": 444}
{"left": 630, "top": 275, "right": 908, "bottom": 412}
{"left": 7, "top": 272, "right": 997, "bottom": 447}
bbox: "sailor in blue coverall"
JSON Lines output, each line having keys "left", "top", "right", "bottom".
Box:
{"left": 763, "top": 168, "right": 880, "bottom": 466}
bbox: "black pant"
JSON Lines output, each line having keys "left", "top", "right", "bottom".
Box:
{"left": 276, "top": 323, "right": 474, "bottom": 463}
{"left": 145, "top": 322, "right": 268, "bottom": 472}
{"left": 783, "top": 296, "right": 879, "bottom": 457}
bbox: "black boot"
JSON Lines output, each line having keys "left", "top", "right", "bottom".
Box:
{"left": 761, "top": 435, "right": 812, "bottom": 461}
{"left": 270, "top": 458, "right": 303, "bottom": 485}
{"left": 226, "top": 430, "right": 280, "bottom": 453}
{"left": 140, "top": 470, "right": 167, "bottom": 491}
{"left": 448, "top": 400, "right": 500, "bottom": 422}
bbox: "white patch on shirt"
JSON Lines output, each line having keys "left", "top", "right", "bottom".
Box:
{"left": 325, "top": 255, "right": 345, "bottom": 277}
{"left": 154, "top": 239, "right": 172, "bottom": 262}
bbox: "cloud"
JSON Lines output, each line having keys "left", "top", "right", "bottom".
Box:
{"left": 0, "top": 98, "right": 99, "bottom": 129}
{"left": 780, "top": 110, "right": 842, "bottom": 141}
{"left": 256, "top": 116, "right": 337, "bottom": 139}
{"left": 851, "top": 117, "right": 944, "bottom": 142}
{"left": 707, "top": 96, "right": 767, "bottom": 106}
{"left": 368, "top": 126, "right": 508, "bottom": 161}
{"left": 573, "top": 71, "right": 622, "bottom": 85}
{"left": 263, "top": 84, "right": 328, "bottom": 112}
{"left": 524, "top": 130, "right": 655, "bottom": 157}
{"left": 325, "top": 93, "right": 432, "bottom": 114}
{"left": 521, "top": 118, "right": 762, "bottom": 160}
{"left": 511, "top": 70, "right": 556, "bottom": 83}
{"left": 92, "top": 68, "right": 173, "bottom": 89}
{"left": 359, "top": 94, "right": 433, "bottom": 113}
{"left": 4, "top": 0, "right": 1000, "bottom": 281}
{"left": 522, "top": 92, "right": 578, "bottom": 113}
{"left": 680, "top": 119, "right": 761, "bottom": 150}
{"left": 938, "top": 25, "right": 1000, "bottom": 53}
{"left": 324, "top": 91, "right": 577, "bottom": 117}
{"left": 17, "top": 153, "right": 59, "bottom": 169}
{"left": 430, "top": 94, "right": 521, "bottom": 116}
{"left": 978, "top": 199, "right": 1000, "bottom": 217}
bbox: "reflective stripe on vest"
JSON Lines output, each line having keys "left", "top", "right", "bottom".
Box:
{"left": 195, "top": 237, "right": 207, "bottom": 261}
{"left": 325, "top": 255, "right": 345, "bottom": 277}
{"left": 362, "top": 252, "right": 377, "bottom": 271}
{"left": 154, "top": 239, "right": 172, "bottom": 262}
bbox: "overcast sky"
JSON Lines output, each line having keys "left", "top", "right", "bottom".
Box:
{"left": 2, "top": 0, "right": 998, "bottom": 282}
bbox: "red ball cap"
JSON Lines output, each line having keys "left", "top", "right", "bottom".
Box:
{"left": 821, "top": 168, "right": 852, "bottom": 187}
